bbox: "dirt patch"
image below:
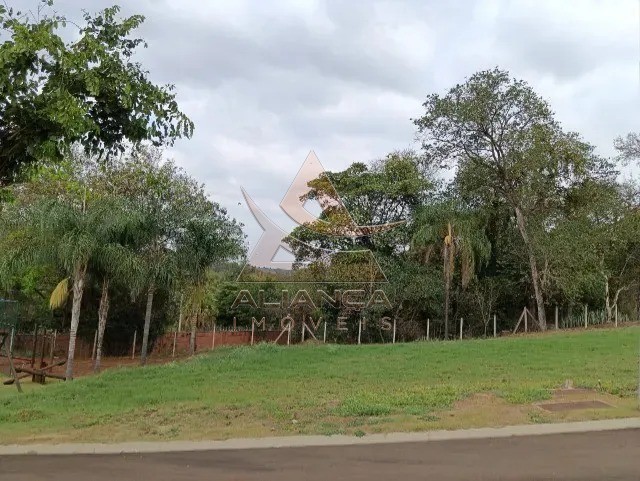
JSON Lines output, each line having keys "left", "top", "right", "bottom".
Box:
{"left": 421, "top": 393, "right": 532, "bottom": 430}
{"left": 539, "top": 400, "right": 613, "bottom": 412}
{"left": 1, "top": 355, "right": 178, "bottom": 381}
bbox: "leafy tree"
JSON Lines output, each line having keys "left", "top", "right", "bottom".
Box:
{"left": 414, "top": 68, "right": 608, "bottom": 330}
{"left": 614, "top": 133, "right": 640, "bottom": 163}
{"left": 175, "top": 204, "right": 244, "bottom": 355}
{"left": 107, "top": 149, "right": 182, "bottom": 365}
{"left": 546, "top": 179, "right": 640, "bottom": 322}
{"left": 0, "top": 159, "right": 135, "bottom": 379}
{"left": 412, "top": 201, "right": 490, "bottom": 338}
{"left": 289, "top": 150, "right": 430, "bottom": 260}
{"left": 89, "top": 166, "right": 143, "bottom": 373}
{"left": 0, "top": 2, "right": 193, "bottom": 183}
{"left": 106, "top": 147, "right": 244, "bottom": 365}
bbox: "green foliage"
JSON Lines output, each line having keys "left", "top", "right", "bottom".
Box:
{"left": 0, "top": 147, "right": 245, "bottom": 357}
{"left": 289, "top": 150, "right": 430, "bottom": 258}
{"left": 0, "top": 2, "right": 193, "bottom": 183}
{"left": 412, "top": 200, "right": 491, "bottom": 287}
{"left": 414, "top": 68, "right": 619, "bottom": 329}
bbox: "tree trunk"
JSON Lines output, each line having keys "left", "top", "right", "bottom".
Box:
{"left": 514, "top": 206, "right": 546, "bottom": 330}
{"left": 65, "top": 262, "right": 87, "bottom": 380}
{"left": 94, "top": 277, "right": 110, "bottom": 373}
{"left": 443, "top": 243, "right": 451, "bottom": 339}
{"left": 189, "top": 312, "right": 197, "bottom": 356}
{"left": 140, "top": 283, "right": 155, "bottom": 366}
{"left": 603, "top": 273, "right": 613, "bottom": 323}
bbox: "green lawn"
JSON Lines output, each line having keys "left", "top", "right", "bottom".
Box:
{"left": 1, "top": 327, "right": 639, "bottom": 444}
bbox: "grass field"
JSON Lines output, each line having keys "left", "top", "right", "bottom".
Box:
{"left": 1, "top": 327, "right": 639, "bottom": 444}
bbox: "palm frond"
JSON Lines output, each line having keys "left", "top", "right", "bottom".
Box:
{"left": 49, "top": 277, "right": 70, "bottom": 310}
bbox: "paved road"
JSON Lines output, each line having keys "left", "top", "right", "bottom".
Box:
{"left": 1, "top": 429, "right": 639, "bottom": 480}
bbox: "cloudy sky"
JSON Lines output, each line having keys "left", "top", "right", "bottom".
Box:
{"left": 31, "top": 0, "right": 640, "bottom": 246}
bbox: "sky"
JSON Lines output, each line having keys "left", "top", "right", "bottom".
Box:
{"left": 23, "top": 0, "right": 640, "bottom": 248}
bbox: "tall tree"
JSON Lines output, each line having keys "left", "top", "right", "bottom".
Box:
{"left": 91, "top": 200, "right": 142, "bottom": 373}
{"left": 547, "top": 179, "right": 640, "bottom": 322}
{"left": 0, "top": 159, "right": 134, "bottom": 379}
{"left": 175, "top": 203, "right": 244, "bottom": 355}
{"left": 106, "top": 147, "right": 244, "bottom": 365}
{"left": 289, "top": 150, "right": 430, "bottom": 258}
{"left": 414, "top": 68, "right": 605, "bottom": 330}
{"left": 0, "top": 2, "right": 193, "bottom": 183}
{"left": 412, "top": 201, "right": 490, "bottom": 338}
{"left": 614, "top": 133, "right": 640, "bottom": 163}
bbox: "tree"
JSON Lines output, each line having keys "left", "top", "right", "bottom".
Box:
{"left": 0, "top": 159, "right": 135, "bottom": 379}
{"left": 106, "top": 147, "right": 244, "bottom": 365}
{"left": 90, "top": 186, "right": 143, "bottom": 373}
{"left": 414, "top": 68, "right": 605, "bottom": 330}
{"left": 468, "top": 277, "right": 501, "bottom": 337}
{"left": 288, "top": 150, "right": 430, "bottom": 259}
{"left": 412, "top": 201, "right": 490, "bottom": 338}
{"left": 109, "top": 149, "right": 182, "bottom": 366}
{"left": 546, "top": 179, "right": 640, "bottom": 322}
{"left": 175, "top": 204, "right": 244, "bottom": 355}
{"left": 0, "top": 2, "right": 193, "bottom": 183}
{"left": 614, "top": 133, "right": 640, "bottom": 163}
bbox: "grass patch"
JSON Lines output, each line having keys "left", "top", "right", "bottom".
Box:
{"left": 0, "top": 327, "right": 638, "bottom": 443}
{"left": 498, "top": 388, "right": 552, "bottom": 404}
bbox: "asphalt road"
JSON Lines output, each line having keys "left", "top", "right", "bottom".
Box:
{"left": 1, "top": 429, "right": 639, "bottom": 481}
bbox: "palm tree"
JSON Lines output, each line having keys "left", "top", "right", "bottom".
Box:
{"left": 136, "top": 234, "right": 178, "bottom": 365}
{"left": 412, "top": 202, "right": 490, "bottom": 339}
{"left": 180, "top": 274, "right": 217, "bottom": 355}
{"left": 112, "top": 147, "right": 245, "bottom": 365}
{"left": 103, "top": 147, "right": 185, "bottom": 366}
{"left": 175, "top": 205, "right": 244, "bottom": 355}
{"left": 92, "top": 210, "right": 143, "bottom": 373}
{"left": 3, "top": 195, "right": 125, "bottom": 379}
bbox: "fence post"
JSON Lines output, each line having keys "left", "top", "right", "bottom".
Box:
{"left": 9, "top": 327, "right": 15, "bottom": 355}
{"left": 251, "top": 320, "right": 255, "bottom": 346}
{"left": 392, "top": 318, "right": 396, "bottom": 344}
{"left": 287, "top": 323, "right": 291, "bottom": 346}
{"left": 4, "top": 340, "right": 21, "bottom": 393}
{"left": 357, "top": 319, "right": 362, "bottom": 345}
{"left": 38, "top": 330, "right": 46, "bottom": 371}
{"left": 49, "top": 329, "right": 56, "bottom": 365}
{"left": 615, "top": 304, "right": 618, "bottom": 327}
{"left": 171, "top": 302, "right": 184, "bottom": 357}
{"left": 172, "top": 329, "right": 177, "bottom": 358}
{"left": 524, "top": 311, "right": 528, "bottom": 333}
{"left": 212, "top": 323, "right": 216, "bottom": 349}
{"left": 323, "top": 321, "right": 327, "bottom": 343}
{"left": 555, "top": 305, "right": 559, "bottom": 330}
{"left": 493, "top": 314, "right": 497, "bottom": 338}
{"left": 131, "top": 330, "right": 137, "bottom": 359}
{"left": 584, "top": 305, "right": 588, "bottom": 329}
{"left": 459, "top": 318, "right": 463, "bottom": 340}
{"left": 31, "top": 324, "right": 38, "bottom": 367}
{"left": 91, "top": 330, "right": 98, "bottom": 361}
{"left": 427, "top": 319, "right": 430, "bottom": 341}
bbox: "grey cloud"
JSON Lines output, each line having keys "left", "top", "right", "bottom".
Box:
{"left": 136, "top": 15, "right": 422, "bottom": 95}
{"left": 493, "top": 2, "right": 637, "bottom": 82}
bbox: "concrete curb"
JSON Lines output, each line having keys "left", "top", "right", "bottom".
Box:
{"left": 2, "top": 418, "right": 640, "bottom": 456}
